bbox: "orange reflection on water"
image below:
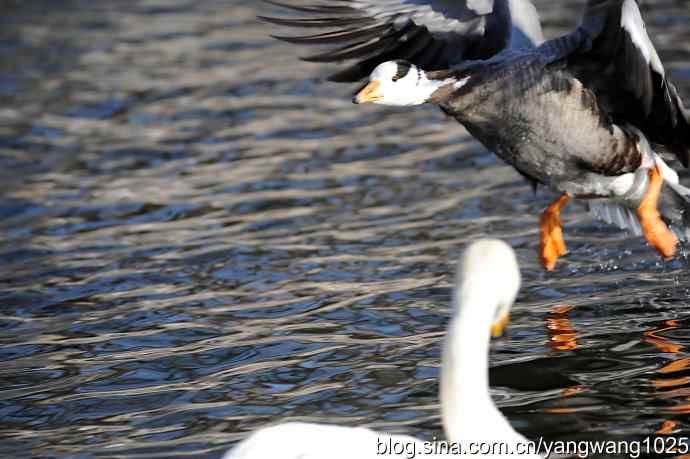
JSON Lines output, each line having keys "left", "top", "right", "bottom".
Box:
{"left": 543, "top": 407, "right": 580, "bottom": 414}
{"left": 645, "top": 320, "right": 683, "bottom": 354}
{"left": 658, "top": 358, "right": 690, "bottom": 375}
{"left": 546, "top": 305, "right": 577, "bottom": 351}
{"left": 561, "top": 385, "right": 587, "bottom": 397}
{"left": 652, "top": 376, "right": 690, "bottom": 389}
{"left": 656, "top": 420, "right": 678, "bottom": 435}
{"left": 664, "top": 402, "right": 690, "bottom": 414}
{"left": 657, "top": 419, "right": 689, "bottom": 459}
{"left": 647, "top": 320, "right": 689, "bottom": 391}
{"left": 645, "top": 319, "right": 690, "bottom": 422}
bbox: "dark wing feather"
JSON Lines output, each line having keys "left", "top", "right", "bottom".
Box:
{"left": 271, "top": 24, "right": 391, "bottom": 45}
{"left": 328, "top": 27, "right": 438, "bottom": 82}
{"left": 567, "top": 0, "right": 690, "bottom": 166}
{"left": 260, "top": 0, "right": 519, "bottom": 82}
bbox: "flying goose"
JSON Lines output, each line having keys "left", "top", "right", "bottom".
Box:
{"left": 224, "top": 239, "right": 541, "bottom": 459}
{"left": 263, "top": 0, "right": 690, "bottom": 270}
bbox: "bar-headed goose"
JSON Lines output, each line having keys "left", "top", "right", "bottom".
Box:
{"left": 264, "top": 0, "right": 690, "bottom": 270}
{"left": 224, "top": 239, "right": 541, "bottom": 459}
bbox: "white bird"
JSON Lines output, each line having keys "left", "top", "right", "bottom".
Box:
{"left": 223, "top": 239, "right": 542, "bottom": 459}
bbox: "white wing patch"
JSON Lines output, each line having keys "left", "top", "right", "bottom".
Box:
{"left": 454, "top": 76, "right": 471, "bottom": 89}
{"left": 590, "top": 200, "right": 690, "bottom": 242}
{"left": 588, "top": 202, "right": 643, "bottom": 236}
{"left": 620, "top": 0, "right": 664, "bottom": 75}
{"left": 588, "top": 149, "right": 689, "bottom": 241}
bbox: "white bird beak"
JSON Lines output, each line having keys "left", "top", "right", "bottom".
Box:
{"left": 490, "top": 312, "right": 510, "bottom": 338}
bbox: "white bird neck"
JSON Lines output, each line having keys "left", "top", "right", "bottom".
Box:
{"left": 414, "top": 71, "right": 459, "bottom": 105}
{"left": 440, "top": 293, "right": 521, "bottom": 443}
{"left": 384, "top": 70, "right": 460, "bottom": 106}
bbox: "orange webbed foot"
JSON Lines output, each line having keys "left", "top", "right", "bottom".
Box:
{"left": 637, "top": 165, "right": 678, "bottom": 259}
{"left": 540, "top": 194, "right": 570, "bottom": 271}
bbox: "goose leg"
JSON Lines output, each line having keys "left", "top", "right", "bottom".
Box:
{"left": 540, "top": 194, "right": 570, "bottom": 271}
{"left": 637, "top": 165, "right": 677, "bottom": 259}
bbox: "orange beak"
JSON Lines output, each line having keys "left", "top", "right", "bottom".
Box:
{"left": 491, "top": 313, "right": 511, "bottom": 338}
{"left": 353, "top": 80, "right": 383, "bottom": 104}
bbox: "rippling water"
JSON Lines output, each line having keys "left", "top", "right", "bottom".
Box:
{"left": 1, "top": 1, "right": 690, "bottom": 458}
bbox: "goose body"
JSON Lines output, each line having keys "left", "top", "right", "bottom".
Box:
{"left": 266, "top": 0, "right": 690, "bottom": 269}
{"left": 434, "top": 43, "right": 650, "bottom": 195}
{"left": 224, "top": 240, "right": 541, "bottom": 459}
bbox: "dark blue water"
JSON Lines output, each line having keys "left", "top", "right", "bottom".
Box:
{"left": 1, "top": 1, "right": 690, "bottom": 458}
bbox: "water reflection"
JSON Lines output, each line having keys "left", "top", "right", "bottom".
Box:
{"left": 647, "top": 319, "right": 690, "bottom": 423}
{"left": 546, "top": 305, "right": 578, "bottom": 352}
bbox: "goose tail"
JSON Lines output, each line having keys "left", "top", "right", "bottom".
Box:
{"left": 588, "top": 201, "right": 643, "bottom": 237}
{"left": 588, "top": 175, "right": 690, "bottom": 242}
{"left": 658, "top": 180, "right": 690, "bottom": 241}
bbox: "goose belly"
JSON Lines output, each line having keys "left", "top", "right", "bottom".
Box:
{"left": 460, "top": 75, "right": 641, "bottom": 196}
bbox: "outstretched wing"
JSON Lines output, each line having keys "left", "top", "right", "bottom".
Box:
{"left": 260, "top": 0, "right": 543, "bottom": 82}
{"left": 568, "top": 0, "right": 690, "bottom": 166}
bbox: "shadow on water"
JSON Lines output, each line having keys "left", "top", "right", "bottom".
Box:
{"left": 1, "top": 0, "right": 690, "bottom": 458}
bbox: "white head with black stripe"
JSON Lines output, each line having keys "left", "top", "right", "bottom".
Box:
{"left": 353, "top": 60, "right": 464, "bottom": 107}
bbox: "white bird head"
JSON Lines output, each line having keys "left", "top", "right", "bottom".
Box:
{"left": 455, "top": 239, "right": 521, "bottom": 337}
{"left": 353, "top": 60, "right": 458, "bottom": 106}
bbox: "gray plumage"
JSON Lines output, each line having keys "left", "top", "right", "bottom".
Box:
{"left": 430, "top": 0, "right": 690, "bottom": 236}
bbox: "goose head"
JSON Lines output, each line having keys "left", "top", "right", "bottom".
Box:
{"left": 353, "top": 60, "right": 462, "bottom": 107}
